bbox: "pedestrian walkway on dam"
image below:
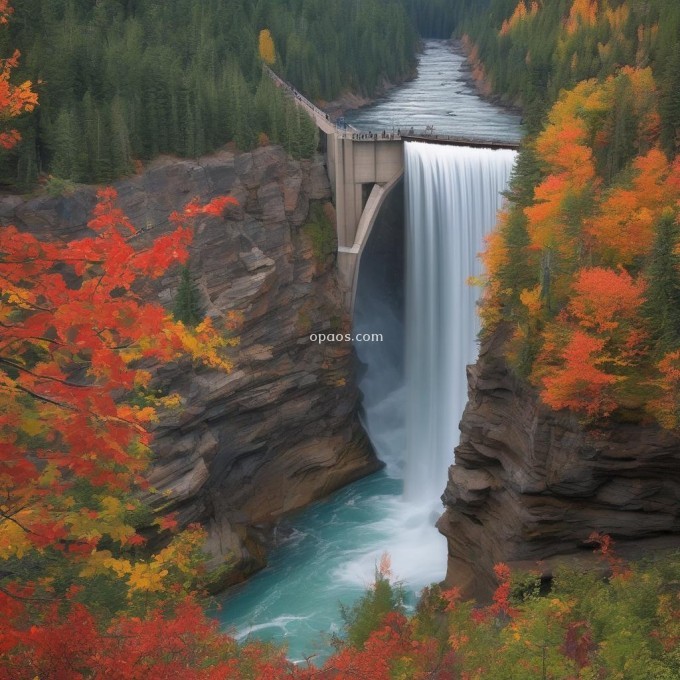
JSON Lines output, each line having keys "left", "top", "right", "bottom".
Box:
{"left": 263, "top": 65, "right": 519, "bottom": 312}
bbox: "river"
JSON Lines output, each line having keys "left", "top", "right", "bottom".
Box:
{"left": 344, "top": 40, "right": 522, "bottom": 141}
{"left": 215, "top": 39, "right": 522, "bottom": 665}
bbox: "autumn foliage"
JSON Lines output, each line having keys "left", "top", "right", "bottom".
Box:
{"left": 258, "top": 29, "right": 276, "bottom": 66}
{"left": 0, "top": 13, "right": 254, "bottom": 671}
{"left": 480, "top": 58, "right": 680, "bottom": 426}
{"left": 0, "top": 179, "right": 256, "bottom": 674}
{"left": 312, "top": 545, "right": 679, "bottom": 680}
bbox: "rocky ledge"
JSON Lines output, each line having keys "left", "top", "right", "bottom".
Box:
{"left": 0, "top": 146, "right": 380, "bottom": 588}
{"left": 437, "top": 325, "right": 680, "bottom": 600}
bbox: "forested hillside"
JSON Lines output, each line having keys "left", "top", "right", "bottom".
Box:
{"left": 401, "top": 0, "right": 486, "bottom": 39}
{"left": 461, "top": 0, "right": 680, "bottom": 146}
{"left": 1, "top": 0, "right": 679, "bottom": 676}
{"left": 468, "top": 1, "right": 680, "bottom": 428}
{"left": 0, "top": 0, "right": 417, "bottom": 187}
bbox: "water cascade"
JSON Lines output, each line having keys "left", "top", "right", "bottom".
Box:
{"left": 404, "top": 142, "right": 517, "bottom": 503}
{"left": 218, "top": 42, "right": 522, "bottom": 660}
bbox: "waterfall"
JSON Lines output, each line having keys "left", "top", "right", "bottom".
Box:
{"left": 404, "top": 142, "right": 517, "bottom": 503}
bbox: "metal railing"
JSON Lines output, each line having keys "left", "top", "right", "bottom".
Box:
{"left": 263, "top": 65, "right": 520, "bottom": 149}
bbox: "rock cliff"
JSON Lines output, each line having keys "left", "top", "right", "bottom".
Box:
{"left": 438, "top": 325, "right": 680, "bottom": 600}
{"left": 0, "top": 146, "right": 379, "bottom": 587}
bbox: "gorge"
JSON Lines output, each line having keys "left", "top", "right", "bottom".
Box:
{"left": 2, "top": 1, "right": 679, "bottom": 675}
{"left": 217, "top": 41, "right": 521, "bottom": 660}
{"left": 0, "top": 146, "right": 380, "bottom": 590}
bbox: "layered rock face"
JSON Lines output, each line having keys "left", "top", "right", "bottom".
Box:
{"left": 0, "top": 147, "right": 379, "bottom": 587}
{"left": 438, "top": 326, "right": 680, "bottom": 600}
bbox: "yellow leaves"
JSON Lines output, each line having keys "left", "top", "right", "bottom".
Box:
{"left": 100, "top": 495, "right": 122, "bottom": 516}
{"left": 20, "top": 417, "right": 45, "bottom": 437}
{"left": 258, "top": 29, "right": 276, "bottom": 65}
{"left": 0, "top": 517, "right": 32, "bottom": 559}
{"left": 604, "top": 4, "right": 629, "bottom": 32}
{"left": 548, "top": 597, "right": 574, "bottom": 619}
{"left": 65, "top": 499, "right": 137, "bottom": 544}
{"left": 37, "top": 464, "right": 61, "bottom": 487}
{"left": 158, "top": 392, "right": 182, "bottom": 410}
{"left": 519, "top": 285, "right": 542, "bottom": 318}
{"left": 4, "top": 286, "right": 35, "bottom": 308}
{"left": 133, "top": 370, "right": 152, "bottom": 388}
{"left": 481, "top": 225, "right": 510, "bottom": 278}
{"left": 172, "top": 316, "right": 235, "bottom": 372}
{"left": 80, "top": 550, "right": 133, "bottom": 579}
{"left": 77, "top": 526, "right": 207, "bottom": 598}
{"left": 127, "top": 562, "right": 168, "bottom": 594}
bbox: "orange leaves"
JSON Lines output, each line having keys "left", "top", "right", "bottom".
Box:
{"left": 201, "top": 195, "right": 239, "bottom": 217}
{"left": 587, "top": 150, "right": 674, "bottom": 264}
{"left": 179, "top": 195, "right": 238, "bottom": 220}
{"left": 648, "top": 350, "right": 680, "bottom": 429}
{"left": 479, "top": 62, "right": 680, "bottom": 425}
{"left": 525, "top": 174, "right": 570, "bottom": 251}
{"left": 540, "top": 330, "right": 620, "bottom": 417}
{"left": 536, "top": 268, "right": 648, "bottom": 418}
{"left": 588, "top": 189, "right": 649, "bottom": 264}
{"left": 519, "top": 285, "right": 542, "bottom": 318}
{"left": 534, "top": 116, "right": 592, "bottom": 184}
{"left": 442, "top": 587, "right": 462, "bottom": 613}
{"left": 480, "top": 220, "right": 510, "bottom": 276}
{"left": 0, "top": 0, "right": 12, "bottom": 23}
{"left": 499, "top": 1, "right": 540, "bottom": 36}
{"left": 0, "top": 47, "right": 38, "bottom": 150}
{"left": 565, "top": 0, "right": 599, "bottom": 35}
{"left": 523, "top": 88, "right": 598, "bottom": 258}
{"left": 0, "top": 1, "right": 38, "bottom": 152}
{"left": 568, "top": 267, "right": 646, "bottom": 334}
{"left": 0, "top": 188, "right": 237, "bottom": 560}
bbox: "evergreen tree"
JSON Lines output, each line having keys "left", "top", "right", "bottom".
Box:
{"left": 50, "top": 108, "right": 79, "bottom": 180}
{"left": 3, "top": 0, "right": 419, "bottom": 186}
{"left": 173, "top": 265, "right": 203, "bottom": 327}
{"left": 296, "top": 108, "right": 318, "bottom": 159}
{"left": 660, "top": 44, "right": 680, "bottom": 159}
{"left": 645, "top": 212, "right": 680, "bottom": 353}
{"left": 603, "top": 74, "right": 638, "bottom": 182}
{"left": 110, "top": 95, "right": 133, "bottom": 177}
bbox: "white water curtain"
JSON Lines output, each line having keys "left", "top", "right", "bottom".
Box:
{"left": 404, "top": 142, "right": 517, "bottom": 503}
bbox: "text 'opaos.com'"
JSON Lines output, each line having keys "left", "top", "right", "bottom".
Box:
{"left": 309, "top": 332, "right": 384, "bottom": 344}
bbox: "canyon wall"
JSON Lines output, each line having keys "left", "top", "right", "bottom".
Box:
{"left": 0, "top": 146, "right": 379, "bottom": 587}
{"left": 438, "top": 325, "right": 680, "bottom": 600}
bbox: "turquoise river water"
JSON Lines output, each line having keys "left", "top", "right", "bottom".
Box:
{"left": 215, "top": 39, "right": 522, "bottom": 665}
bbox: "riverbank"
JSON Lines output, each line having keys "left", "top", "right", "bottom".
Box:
{"left": 217, "top": 38, "right": 522, "bottom": 658}
{"left": 318, "top": 67, "right": 418, "bottom": 122}
{"left": 342, "top": 40, "right": 522, "bottom": 141}
{"left": 321, "top": 39, "right": 523, "bottom": 131}
{"left": 454, "top": 36, "right": 524, "bottom": 117}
